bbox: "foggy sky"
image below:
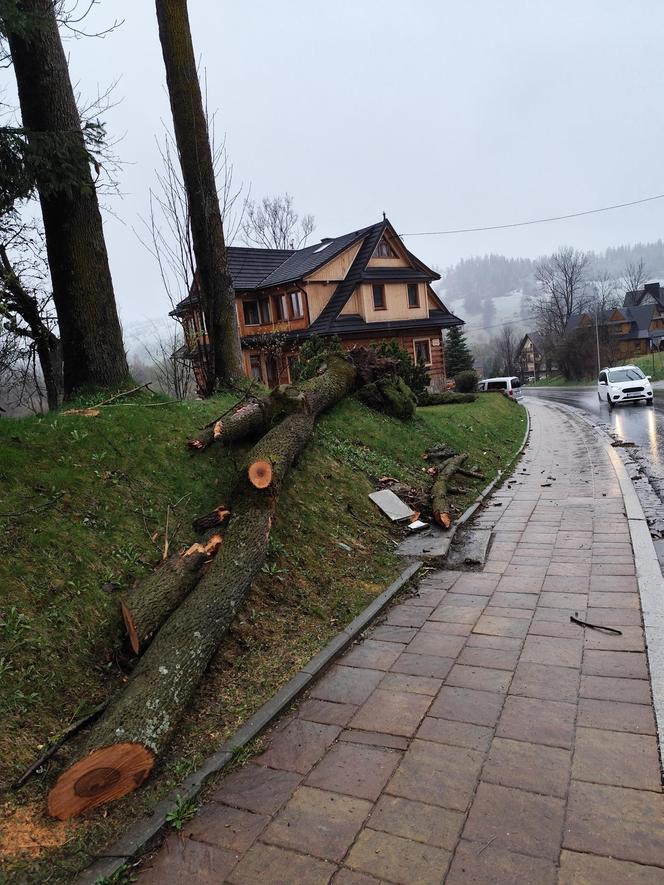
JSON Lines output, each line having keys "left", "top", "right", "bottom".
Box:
{"left": 4, "top": 0, "right": 664, "bottom": 346}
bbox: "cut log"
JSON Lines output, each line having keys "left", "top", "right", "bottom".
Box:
{"left": 187, "top": 385, "right": 308, "bottom": 451}
{"left": 431, "top": 453, "right": 468, "bottom": 529}
{"left": 187, "top": 400, "right": 271, "bottom": 450}
{"left": 48, "top": 743, "right": 154, "bottom": 819}
{"left": 191, "top": 505, "right": 230, "bottom": 533}
{"left": 458, "top": 467, "right": 486, "bottom": 481}
{"left": 120, "top": 533, "right": 223, "bottom": 656}
{"left": 248, "top": 460, "right": 273, "bottom": 489}
{"left": 49, "top": 355, "right": 358, "bottom": 818}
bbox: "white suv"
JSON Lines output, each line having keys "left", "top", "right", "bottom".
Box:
{"left": 598, "top": 365, "right": 653, "bottom": 409}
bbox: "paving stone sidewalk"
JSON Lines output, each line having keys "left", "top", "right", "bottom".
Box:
{"left": 139, "top": 400, "right": 664, "bottom": 884}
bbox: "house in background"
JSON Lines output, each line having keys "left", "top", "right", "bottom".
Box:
{"left": 517, "top": 332, "right": 557, "bottom": 381}
{"left": 624, "top": 281, "right": 664, "bottom": 309}
{"left": 170, "top": 217, "right": 463, "bottom": 392}
{"left": 566, "top": 304, "right": 664, "bottom": 361}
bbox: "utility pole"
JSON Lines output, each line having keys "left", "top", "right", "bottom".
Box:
{"left": 595, "top": 310, "right": 602, "bottom": 376}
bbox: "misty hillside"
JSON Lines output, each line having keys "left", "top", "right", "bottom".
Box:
{"left": 440, "top": 240, "right": 664, "bottom": 336}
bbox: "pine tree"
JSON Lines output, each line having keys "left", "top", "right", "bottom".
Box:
{"left": 445, "top": 325, "right": 474, "bottom": 377}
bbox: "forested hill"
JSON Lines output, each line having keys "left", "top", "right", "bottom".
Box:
{"left": 441, "top": 240, "right": 664, "bottom": 323}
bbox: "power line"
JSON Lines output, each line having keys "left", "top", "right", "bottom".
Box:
{"left": 400, "top": 192, "right": 664, "bottom": 237}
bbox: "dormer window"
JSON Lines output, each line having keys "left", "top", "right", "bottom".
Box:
{"left": 373, "top": 237, "right": 397, "bottom": 258}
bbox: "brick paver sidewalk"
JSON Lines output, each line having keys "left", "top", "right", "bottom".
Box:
{"left": 140, "top": 401, "right": 664, "bottom": 884}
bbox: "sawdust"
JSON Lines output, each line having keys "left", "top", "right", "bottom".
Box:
{"left": 0, "top": 803, "right": 67, "bottom": 858}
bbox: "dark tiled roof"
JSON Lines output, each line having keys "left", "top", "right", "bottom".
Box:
{"left": 227, "top": 247, "right": 294, "bottom": 289}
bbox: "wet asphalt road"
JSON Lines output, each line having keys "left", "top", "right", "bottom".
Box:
{"left": 523, "top": 385, "right": 664, "bottom": 514}
{"left": 524, "top": 385, "right": 664, "bottom": 468}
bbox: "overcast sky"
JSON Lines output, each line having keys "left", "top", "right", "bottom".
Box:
{"left": 5, "top": 0, "right": 664, "bottom": 345}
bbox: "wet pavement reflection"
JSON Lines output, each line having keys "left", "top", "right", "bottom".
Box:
{"left": 524, "top": 386, "right": 664, "bottom": 542}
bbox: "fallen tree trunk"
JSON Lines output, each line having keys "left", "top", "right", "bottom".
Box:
{"left": 431, "top": 453, "right": 468, "bottom": 529}
{"left": 120, "top": 534, "right": 223, "bottom": 656}
{"left": 458, "top": 467, "right": 485, "bottom": 481}
{"left": 48, "top": 355, "right": 357, "bottom": 819}
{"left": 187, "top": 385, "right": 307, "bottom": 450}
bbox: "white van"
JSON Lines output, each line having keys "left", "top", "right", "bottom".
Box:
{"left": 477, "top": 376, "right": 522, "bottom": 399}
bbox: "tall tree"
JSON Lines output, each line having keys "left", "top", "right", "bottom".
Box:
{"left": 445, "top": 324, "right": 474, "bottom": 377}
{"left": 531, "top": 247, "right": 590, "bottom": 339}
{"left": 241, "top": 193, "right": 315, "bottom": 249}
{"left": 1, "top": 0, "right": 128, "bottom": 396}
{"left": 155, "top": 0, "right": 243, "bottom": 390}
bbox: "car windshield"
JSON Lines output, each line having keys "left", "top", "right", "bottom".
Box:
{"left": 608, "top": 368, "right": 645, "bottom": 383}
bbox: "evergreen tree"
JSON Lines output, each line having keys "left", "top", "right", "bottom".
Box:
{"left": 445, "top": 325, "right": 474, "bottom": 376}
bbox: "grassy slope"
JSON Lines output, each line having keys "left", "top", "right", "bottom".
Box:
{"left": 0, "top": 391, "right": 525, "bottom": 882}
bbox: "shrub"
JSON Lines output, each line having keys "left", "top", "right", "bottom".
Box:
{"left": 418, "top": 391, "right": 476, "bottom": 406}
{"left": 454, "top": 370, "right": 478, "bottom": 393}
{"left": 291, "top": 335, "right": 344, "bottom": 381}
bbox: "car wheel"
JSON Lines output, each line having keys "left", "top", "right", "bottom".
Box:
{"left": 607, "top": 395, "right": 614, "bottom": 410}
{"left": 647, "top": 399, "right": 655, "bottom": 406}
{"left": 597, "top": 392, "right": 602, "bottom": 402}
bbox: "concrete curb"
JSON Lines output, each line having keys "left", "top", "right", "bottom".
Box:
{"left": 77, "top": 561, "right": 422, "bottom": 885}
{"left": 531, "top": 400, "right": 664, "bottom": 762}
{"left": 455, "top": 402, "right": 531, "bottom": 530}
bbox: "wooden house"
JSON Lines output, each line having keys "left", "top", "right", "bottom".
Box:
{"left": 170, "top": 217, "right": 463, "bottom": 392}
{"left": 567, "top": 304, "right": 664, "bottom": 360}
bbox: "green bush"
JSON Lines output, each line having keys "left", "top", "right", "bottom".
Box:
{"left": 418, "top": 391, "right": 476, "bottom": 406}
{"left": 291, "top": 335, "right": 344, "bottom": 381}
{"left": 454, "top": 370, "right": 478, "bottom": 393}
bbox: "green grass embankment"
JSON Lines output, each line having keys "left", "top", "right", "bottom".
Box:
{"left": 0, "top": 390, "right": 526, "bottom": 883}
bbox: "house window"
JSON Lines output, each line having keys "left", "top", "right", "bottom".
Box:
{"left": 258, "top": 297, "right": 271, "bottom": 324}
{"left": 407, "top": 284, "right": 419, "bottom": 308}
{"left": 249, "top": 354, "right": 262, "bottom": 380}
{"left": 414, "top": 339, "right": 432, "bottom": 366}
{"left": 243, "top": 300, "right": 259, "bottom": 325}
{"left": 372, "top": 284, "right": 386, "bottom": 310}
{"left": 273, "top": 294, "right": 288, "bottom": 321}
{"left": 290, "top": 291, "right": 304, "bottom": 318}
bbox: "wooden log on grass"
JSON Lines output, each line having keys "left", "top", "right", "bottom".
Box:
{"left": 48, "top": 356, "right": 357, "bottom": 819}
{"left": 187, "top": 386, "right": 307, "bottom": 450}
{"left": 431, "top": 453, "right": 468, "bottom": 529}
{"left": 121, "top": 533, "right": 223, "bottom": 655}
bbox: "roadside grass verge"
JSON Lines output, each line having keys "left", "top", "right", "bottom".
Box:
{"left": 0, "top": 390, "right": 525, "bottom": 883}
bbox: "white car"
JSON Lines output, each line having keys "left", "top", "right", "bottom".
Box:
{"left": 476, "top": 376, "right": 523, "bottom": 399}
{"left": 597, "top": 365, "right": 654, "bottom": 408}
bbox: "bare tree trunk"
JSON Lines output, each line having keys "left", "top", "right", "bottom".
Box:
{"left": 0, "top": 243, "right": 62, "bottom": 408}
{"left": 155, "top": 0, "right": 243, "bottom": 391}
{"left": 3, "top": 0, "right": 129, "bottom": 397}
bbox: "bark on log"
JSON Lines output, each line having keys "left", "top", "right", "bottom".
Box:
{"left": 48, "top": 356, "right": 357, "bottom": 819}
{"left": 431, "top": 454, "right": 468, "bottom": 529}
{"left": 191, "top": 505, "right": 230, "bottom": 533}
{"left": 120, "top": 534, "right": 223, "bottom": 656}
{"left": 187, "top": 386, "right": 306, "bottom": 450}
